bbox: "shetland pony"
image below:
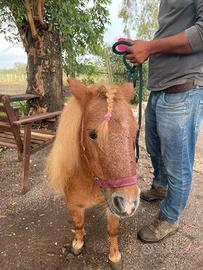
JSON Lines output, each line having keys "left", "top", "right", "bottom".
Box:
{"left": 46, "top": 78, "right": 140, "bottom": 270}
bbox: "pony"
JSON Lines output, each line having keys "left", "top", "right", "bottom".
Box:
{"left": 46, "top": 78, "right": 140, "bottom": 270}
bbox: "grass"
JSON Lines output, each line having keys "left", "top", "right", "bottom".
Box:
{"left": 12, "top": 101, "right": 28, "bottom": 115}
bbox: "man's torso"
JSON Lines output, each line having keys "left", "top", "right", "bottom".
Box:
{"left": 148, "top": 0, "right": 203, "bottom": 91}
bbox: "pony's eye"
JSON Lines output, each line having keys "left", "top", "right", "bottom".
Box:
{"left": 89, "top": 130, "right": 97, "bottom": 140}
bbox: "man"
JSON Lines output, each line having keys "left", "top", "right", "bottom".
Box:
{"left": 126, "top": 0, "right": 203, "bottom": 243}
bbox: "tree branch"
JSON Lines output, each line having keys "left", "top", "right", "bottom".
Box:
{"left": 24, "top": 0, "right": 38, "bottom": 39}
{"left": 38, "top": 0, "right": 46, "bottom": 27}
{"left": 18, "top": 26, "right": 29, "bottom": 52}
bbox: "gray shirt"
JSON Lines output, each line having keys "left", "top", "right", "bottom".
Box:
{"left": 148, "top": 0, "right": 203, "bottom": 91}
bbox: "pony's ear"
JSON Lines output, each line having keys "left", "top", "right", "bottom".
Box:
{"left": 120, "top": 82, "right": 134, "bottom": 103}
{"left": 68, "top": 77, "right": 90, "bottom": 104}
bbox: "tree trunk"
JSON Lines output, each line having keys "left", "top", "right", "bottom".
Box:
{"left": 19, "top": 21, "right": 63, "bottom": 112}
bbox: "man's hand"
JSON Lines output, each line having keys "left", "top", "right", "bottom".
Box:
{"left": 126, "top": 40, "right": 151, "bottom": 66}
{"left": 125, "top": 32, "right": 192, "bottom": 66}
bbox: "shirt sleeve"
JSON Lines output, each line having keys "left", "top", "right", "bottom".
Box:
{"left": 185, "top": 0, "right": 203, "bottom": 52}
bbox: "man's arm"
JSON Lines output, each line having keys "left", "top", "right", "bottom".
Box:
{"left": 126, "top": 0, "right": 203, "bottom": 65}
{"left": 126, "top": 32, "right": 192, "bottom": 65}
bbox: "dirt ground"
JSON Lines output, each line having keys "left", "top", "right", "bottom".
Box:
{"left": 0, "top": 125, "right": 203, "bottom": 270}
{"left": 0, "top": 83, "right": 26, "bottom": 95}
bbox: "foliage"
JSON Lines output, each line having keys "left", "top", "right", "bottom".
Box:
{"left": 104, "top": 46, "right": 149, "bottom": 102}
{"left": 0, "top": 62, "right": 26, "bottom": 74}
{"left": 0, "top": 101, "right": 28, "bottom": 117}
{"left": 105, "top": 46, "right": 129, "bottom": 84}
{"left": 12, "top": 101, "right": 28, "bottom": 116}
{"left": 0, "top": 0, "right": 111, "bottom": 75}
{"left": 119, "top": 0, "right": 159, "bottom": 39}
{"left": 118, "top": 0, "right": 160, "bottom": 101}
{"left": 75, "top": 58, "right": 101, "bottom": 84}
{"left": 119, "top": 0, "right": 138, "bottom": 38}
{"left": 137, "top": 0, "right": 159, "bottom": 39}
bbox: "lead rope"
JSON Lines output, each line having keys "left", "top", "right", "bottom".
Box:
{"left": 112, "top": 41, "right": 143, "bottom": 162}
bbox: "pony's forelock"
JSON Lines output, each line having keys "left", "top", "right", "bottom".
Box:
{"left": 97, "top": 86, "right": 117, "bottom": 150}
{"left": 46, "top": 97, "right": 82, "bottom": 192}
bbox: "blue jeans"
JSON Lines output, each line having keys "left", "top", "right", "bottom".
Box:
{"left": 145, "top": 87, "right": 203, "bottom": 224}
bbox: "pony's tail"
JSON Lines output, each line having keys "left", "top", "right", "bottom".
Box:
{"left": 45, "top": 97, "right": 82, "bottom": 192}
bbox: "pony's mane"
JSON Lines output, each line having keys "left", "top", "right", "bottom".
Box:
{"left": 46, "top": 97, "right": 82, "bottom": 192}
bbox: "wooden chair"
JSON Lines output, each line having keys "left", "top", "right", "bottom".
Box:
{"left": 0, "top": 94, "right": 61, "bottom": 194}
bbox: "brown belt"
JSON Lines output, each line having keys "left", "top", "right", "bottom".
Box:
{"left": 163, "top": 81, "right": 197, "bottom": 94}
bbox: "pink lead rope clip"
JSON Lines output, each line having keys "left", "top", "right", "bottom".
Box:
{"left": 116, "top": 38, "right": 134, "bottom": 53}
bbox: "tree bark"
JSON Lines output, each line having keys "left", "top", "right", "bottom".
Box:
{"left": 19, "top": 20, "right": 63, "bottom": 112}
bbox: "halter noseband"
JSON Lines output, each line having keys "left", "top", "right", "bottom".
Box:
{"left": 94, "top": 175, "right": 137, "bottom": 188}
{"left": 80, "top": 115, "right": 137, "bottom": 188}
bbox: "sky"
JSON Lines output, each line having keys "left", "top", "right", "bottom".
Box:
{"left": 0, "top": 0, "right": 124, "bottom": 69}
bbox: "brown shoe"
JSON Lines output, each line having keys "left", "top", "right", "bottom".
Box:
{"left": 138, "top": 215, "right": 179, "bottom": 243}
{"left": 140, "top": 186, "right": 166, "bottom": 201}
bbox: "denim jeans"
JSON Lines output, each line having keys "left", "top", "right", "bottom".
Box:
{"left": 145, "top": 87, "right": 203, "bottom": 224}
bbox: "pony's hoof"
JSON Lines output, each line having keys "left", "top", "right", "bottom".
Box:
{"left": 109, "top": 259, "right": 123, "bottom": 270}
{"left": 70, "top": 246, "right": 83, "bottom": 256}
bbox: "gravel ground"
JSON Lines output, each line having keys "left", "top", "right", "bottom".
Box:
{"left": 0, "top": 126, "right": 203, "bottom": 270}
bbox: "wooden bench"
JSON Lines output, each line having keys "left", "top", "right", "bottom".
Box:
{"left": 0, "top": 94, "right": 61, "bottom": 194}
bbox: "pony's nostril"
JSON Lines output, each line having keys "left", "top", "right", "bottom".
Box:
{"left": 113, "top": 196, "right": 124, "bottom": 212}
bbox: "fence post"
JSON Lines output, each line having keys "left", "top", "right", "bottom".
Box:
{"left": 104, "top": 48, "right": 113, "bottom": 84}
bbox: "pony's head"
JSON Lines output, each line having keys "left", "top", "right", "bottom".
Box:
{"left": 69, "top": 78, "right": 140, "bottom": 218}
{"left": 47, "top": 77, "right": 140, "bottom": 219}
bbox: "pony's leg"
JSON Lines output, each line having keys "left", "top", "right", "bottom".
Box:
{"left": 69, "top": 206, "right": 85, "bottom": 255}
{"left": 107, "top": 210, "right": 122, "bottom": 270}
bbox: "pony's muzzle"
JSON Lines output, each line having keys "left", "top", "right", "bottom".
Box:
{"left": 112, "top": 194, "right": 140, "bottom": 218}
